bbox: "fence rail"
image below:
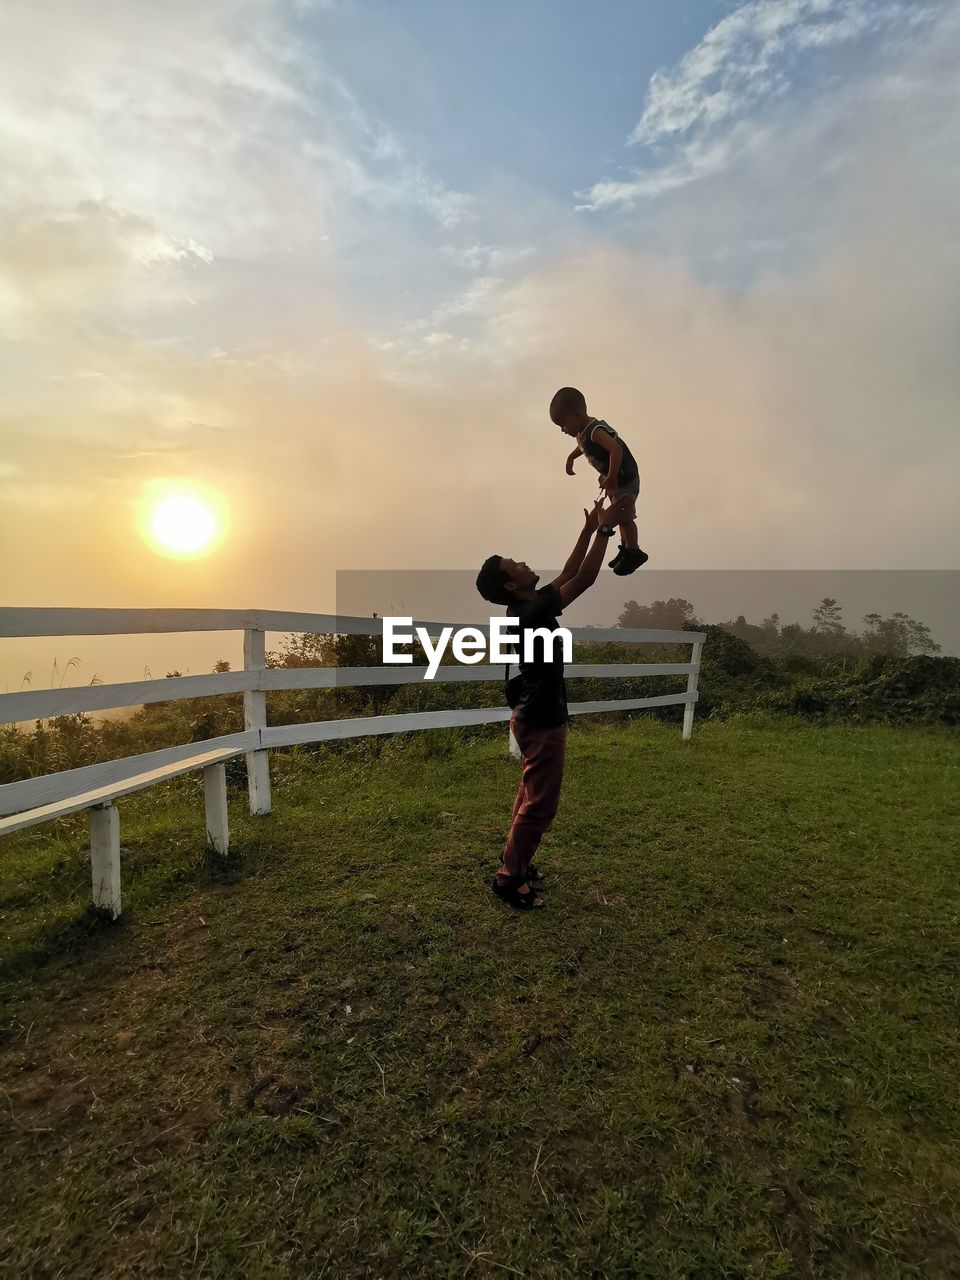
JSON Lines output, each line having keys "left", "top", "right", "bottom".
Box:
{"left": 1, "top": 608, "right": 705, "bottom": 821}
{"left": 0, "top": 607, "right": 701, "bottom": 645}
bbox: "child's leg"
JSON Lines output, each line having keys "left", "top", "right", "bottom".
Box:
{"left": 619, "top": 518, "right": 638, "bottom": 549}
{"left": 611, "top": 491, "right": 647, "bottom": 573}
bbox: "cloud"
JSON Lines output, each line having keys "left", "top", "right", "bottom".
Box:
{"left": 441, "top": 244, "right": 536, "bottom": 272}
{"left": 0, "top": 0, "right": 471, "bottom": 302}
{"left": 578, "top": 0, "right": 938, "bottom": 209}
{"left": 632, "top": 0, "right": 925, "bottom": 145}
{"left": 576, "top": 125, "right": 763, "bottom": 209}
{"left": 0, "top": 202, "right": 214, "bottom": 336}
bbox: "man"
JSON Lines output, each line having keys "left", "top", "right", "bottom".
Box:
{"left": 475, "top": 494, "right": 630, "bottom": 910}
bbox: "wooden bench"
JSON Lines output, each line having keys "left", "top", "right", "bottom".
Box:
{"left": 0, "top": 747, "right": 240, "bottom": 920}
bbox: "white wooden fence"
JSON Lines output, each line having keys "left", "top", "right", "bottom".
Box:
{"left": 0, "top": 608, "right": 704, "bottom": 914}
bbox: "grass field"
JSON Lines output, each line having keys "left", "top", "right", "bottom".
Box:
{"left": 1, "top": 715, "right": 958, "bottom": 1279}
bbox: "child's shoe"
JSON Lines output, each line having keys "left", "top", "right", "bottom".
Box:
{"left": 607, "top": 541, "right": 627, "bottom": 570}
{"left": 613, "top": 547, "right": 649, "bottom": 575}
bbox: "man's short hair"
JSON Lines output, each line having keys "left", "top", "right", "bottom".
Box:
{"left": 549, "top": 386, "right": 586, "bottom": 421}
{"left": 476, "top": 554, "right": 513, "bottom": 606}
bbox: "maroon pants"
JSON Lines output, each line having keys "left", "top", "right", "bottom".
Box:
{"left": 501, "top": 714, "right": 568, "bottom": 878}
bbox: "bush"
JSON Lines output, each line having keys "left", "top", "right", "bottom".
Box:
{"left": 764, "top": 654, "right": 960, "bottom": 726}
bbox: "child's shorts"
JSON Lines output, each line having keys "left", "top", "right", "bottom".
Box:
{"left": 610, "top": 474, "right": 640, "bottom": 521}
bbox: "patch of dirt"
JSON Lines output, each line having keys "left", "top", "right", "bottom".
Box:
{"left": 766, "top": 1166, "right": 817, "bottom": 1278}
{"left": 724, "top": 1073, "right": 761, "bottom": 1130}
{"left": 736, "top": 960, "right": 801, "bottom": 1012}
{"left": 452, "top": 921, "right": 482, "bottom": 954}
{"left": 452, "top": 1044, "right": 504, "bottom": 1104}
{"left": 812, "top": 1009, "right": 847, "bottom": 1041}
{"left": 337, "top": 862, "right": 376, "bottom": 883}
{"left": 520, "top": 1027, "right": 573, "bottom": 1067}
{"left": 239, "top": 1070, "right": 340, "bottom": 1122}
{"left": 136, "top": 1086, "right": 223, "bottom": 1153}
{"left": 545, "top": 1126, "right": 609, "bottom": 1198}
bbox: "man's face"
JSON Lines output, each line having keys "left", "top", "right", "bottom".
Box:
{"left": 500, "top": 557, "right": 539, "bottom": 592}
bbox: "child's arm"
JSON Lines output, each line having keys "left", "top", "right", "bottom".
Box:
{"left": 586, "top": 426, "right": 622, "bottom": 498}
{"left": 565, "top": 446, "right": 582, "bottom": 476}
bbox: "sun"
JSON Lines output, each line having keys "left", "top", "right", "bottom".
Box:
{"left": 137, "top": 480, "right": 229, "bottom": 559}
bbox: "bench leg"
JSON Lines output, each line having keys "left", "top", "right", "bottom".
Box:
{"left": 203, "top": 762, "right": 229, "bottom": 854}
{"left": 245, "top": 749, "right": 272, "bottom": 816}
{"left": 90, "top": 803, "right": 121, "bottom": 919}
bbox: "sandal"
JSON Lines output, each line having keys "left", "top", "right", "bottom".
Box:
{"left": 492, "top": 872, "right": 545, "bottom": 910}
{"left": 527, "top": 864, "right": 543, "bottom": 884}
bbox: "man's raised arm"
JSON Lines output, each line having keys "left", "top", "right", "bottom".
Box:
{"left": 548, "top": 500, "right": 604, "bottom": 591}
{"left": 556, "top": 495, "right": 633, "bottom": 608}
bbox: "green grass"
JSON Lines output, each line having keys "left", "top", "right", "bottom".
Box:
{"left": 1, "top": 715, "right": 958, "bottom": 1278}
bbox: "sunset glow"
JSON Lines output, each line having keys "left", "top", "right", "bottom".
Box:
{"left": 0, "top": 0, "right": 957, "bottom": 605}
{"left": 138, "top": 482, "right": 229, "bottom": 560}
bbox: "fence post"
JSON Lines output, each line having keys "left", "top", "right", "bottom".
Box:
{"left": 243, "top": 628, "right": 272, "bottom": 815}
{"left": 682, "top": 640, "right": 703, "bottom": 741}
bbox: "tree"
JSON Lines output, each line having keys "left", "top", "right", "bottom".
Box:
{"left": 778, "top": 622, "right": 807, "bottom": 650}
{"left": 618, "top": 597, "right": 699, "bottom": 630}
{"left": 812, "top": 597, "right": 847, "bottom": 649}
{"left": 728, "top": 614, "right": 751, "bottom": 640}
{"left": 813, "top": 596, "right": 843, "bottom": 632}
{"left": 862, "top": 611, "right": 941, "bottom": 657}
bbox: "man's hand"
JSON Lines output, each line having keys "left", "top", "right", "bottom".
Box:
{"left": 549, "top": 498, "right": 606, "bottom": 593}
{"left": 558, "top": 503, "right": 621, "bottom": 608}
{"left": 582, "top": 497, "right": 603, "bottom": 532}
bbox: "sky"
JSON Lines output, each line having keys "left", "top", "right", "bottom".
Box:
{"left": 1, "top": 0, "right": 959, "bottom": 684}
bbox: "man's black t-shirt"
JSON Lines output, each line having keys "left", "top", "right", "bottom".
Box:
{"left": 506, "top": 583, "right": 568, "bottom": 728}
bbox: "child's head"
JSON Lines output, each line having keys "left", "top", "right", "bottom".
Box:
{"left": 549, "top": 386, "right": 590, "bottom": 437}
{"left": 476, "top": 553, "right": 539, "bottom": 605}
